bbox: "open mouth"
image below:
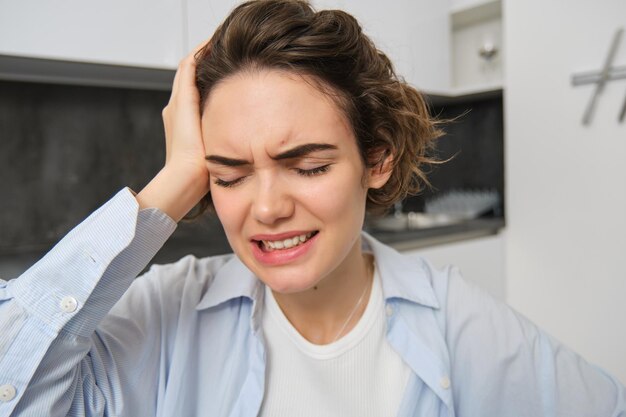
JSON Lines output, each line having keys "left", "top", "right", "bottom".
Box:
{"left": 255, "top": 231, "right": 319, "bottom": 252}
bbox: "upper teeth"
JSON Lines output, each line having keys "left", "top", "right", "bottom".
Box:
{"left": 263, "top": 233, "right": 313, "bottom": 250}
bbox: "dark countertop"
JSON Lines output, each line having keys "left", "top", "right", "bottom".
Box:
{"left": 368, "top": 217, "right": 505, "bottom": 251}
{"left": 0, "top": 217, "right": 505, "bottom": 279}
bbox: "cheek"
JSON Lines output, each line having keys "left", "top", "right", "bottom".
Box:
{"left": 296, "top": 165, "right": 367, "bottom": 220}
{"left": 210, "top": 188, "right": 245, "bottom": 233}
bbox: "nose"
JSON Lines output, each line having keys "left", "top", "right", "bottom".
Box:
{"left": 252, "top": 174, "right": 295, "bottom": 225}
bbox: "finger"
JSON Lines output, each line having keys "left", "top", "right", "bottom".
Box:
{"left": 171, "top": 38, "right": 211, "bottom": 99}
{"left": 175, "top": 57, "right": 200, "bottom": 104}
{"left": 168, "top": 57, "right": 188, "bottom": 104}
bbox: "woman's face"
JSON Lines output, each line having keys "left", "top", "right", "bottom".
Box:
{"left": 201, "top": 69, "right": 388, "bottom": 293}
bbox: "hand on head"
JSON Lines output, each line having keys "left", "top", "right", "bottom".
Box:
{"left": 162, "top": 41, "right": 210, "bottom": 171}
{"left": 135, "top": 41, "right": 212, "bottom": 222}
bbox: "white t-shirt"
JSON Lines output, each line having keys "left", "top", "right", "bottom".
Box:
{"left": 259, "top": 264, "right": 411, "bottom": 417}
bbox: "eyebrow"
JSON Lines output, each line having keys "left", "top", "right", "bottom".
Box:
{"left": 205, "top": 143, "right": 338, "bottom": 166}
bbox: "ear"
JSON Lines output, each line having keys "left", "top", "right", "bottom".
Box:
{"left": 366, "top": 152, "right": 394, "bottom": 190}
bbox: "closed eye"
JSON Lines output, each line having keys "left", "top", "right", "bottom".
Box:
{"left": 213, "top": 164, "right": 332, "bottom": 188}
{"left": 295, "top": 164, "right": 331, "bottom": 176}
{"left": 213, "top": 176, "right": 247, "bottom": 188}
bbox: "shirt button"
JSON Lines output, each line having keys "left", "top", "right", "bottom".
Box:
{"left": 440, "top": 376, "right": 451, "bottom": 390}
{"left": 385, "top": 305, "right": 394, "bottom": 317}
{"left": 60, "top": 296, "right": 78, "bottom": 313}
{"left": 0, "top": 384, "right": 16, "bottom": 402}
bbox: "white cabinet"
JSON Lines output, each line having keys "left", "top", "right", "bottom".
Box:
{"left": 403, "top": 233, "right": 505, "bottom": 300}
{"left": 451, "top": 18, "right": 502, "bottom": 91}
{"left": 0, "top": 0, "right": 184, "bottom": 69}
{"left": 449, "top": 0, "right": 503, "bottom": 94}
{"left": 0, "top": 1, "right": 501, "bottom": 93}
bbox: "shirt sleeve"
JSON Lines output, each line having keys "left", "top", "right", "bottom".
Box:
{"left": 442, "top": 266, "right": 626, "bottom": 417}
{"left": 0, "top": 188, "right": 177, "bottom": 417}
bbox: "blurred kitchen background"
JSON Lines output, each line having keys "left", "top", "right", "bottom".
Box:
{"left": 0, "top": 0, "right": 624, "bottom": 383}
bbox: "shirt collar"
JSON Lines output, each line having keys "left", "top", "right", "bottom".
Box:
{"left": 195, "top": 255, "right": 262, "bottom": 311}
{"left": 195, "top": 231, "right": 440, "bottom": 311}
{"left": 362, "top": 231, "right": 440, "bottom": 309}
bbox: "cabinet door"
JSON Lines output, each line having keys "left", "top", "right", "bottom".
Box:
{"left": 0, "top": 0, "right": 184, "bottom": 69}
{"left": 404, "top": 234, "right": 505, "bottom": 300}
{"left": 186, "top": 0, "right": 451, "bottom": 92}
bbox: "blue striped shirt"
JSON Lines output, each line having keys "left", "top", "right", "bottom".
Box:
{"left": 0, "top": 188, "right": 624, "bottom": 416}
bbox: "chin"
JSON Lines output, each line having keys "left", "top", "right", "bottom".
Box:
{"left": 258, "top": 271, "right": 321, "bottom": 294}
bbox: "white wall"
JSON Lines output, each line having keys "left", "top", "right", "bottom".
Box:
{"left": 504, "top": 0, "right": 626, "bottom": 383}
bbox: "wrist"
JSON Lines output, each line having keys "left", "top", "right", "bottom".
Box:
{"left": 136, "top": 166, "right": 209, "bottom": 222}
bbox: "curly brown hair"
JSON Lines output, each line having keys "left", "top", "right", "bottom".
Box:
{"left": 193, "top": 0, "right": 442, "bottom": 216}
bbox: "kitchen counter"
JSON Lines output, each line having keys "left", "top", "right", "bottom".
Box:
{"left": 368, "top": 217, "right": 505, "bottom": 251}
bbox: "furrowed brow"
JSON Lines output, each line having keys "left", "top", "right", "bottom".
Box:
{"left": 205, "top": 143, "right": 337, "bottom": 166}
{"left": 272, "top": 143, "right": 338, "bottom": 160}
{"left": 205, "top": 155, "right": 251, "bottom": 167}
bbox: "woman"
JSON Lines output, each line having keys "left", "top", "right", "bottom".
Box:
{"left": 0, "top": 1, "right": 624, "bottom": 416}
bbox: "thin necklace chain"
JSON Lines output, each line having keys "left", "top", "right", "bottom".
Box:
{"left": 332, "top": 258, "right": 373, "bottom": 343}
